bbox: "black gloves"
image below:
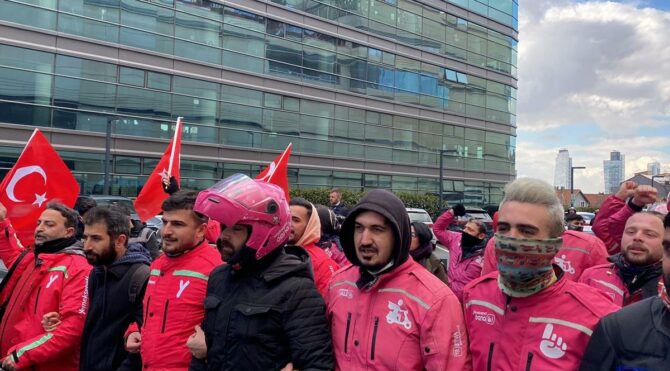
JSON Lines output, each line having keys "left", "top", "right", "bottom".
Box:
{"left": 453, "top": 204, "right": 466, "bottom": 217}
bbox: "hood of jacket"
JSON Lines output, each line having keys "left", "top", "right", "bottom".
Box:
{"left": 295, "top": 203, "right": 321, "bottom": 248}
{"left": 113, "top": 242, "right": 152, "bottom": 266}
{"left": 340, "top": 189, "right": 411, "bottom": 271}
{"left": 261, "top": 245, "right": 314, "bottom": 283}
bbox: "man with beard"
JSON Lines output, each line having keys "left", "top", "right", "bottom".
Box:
{"left": 328, "top": 189, "right": 470, "bottom": 370}
{"left": 580, "top": 212, "right": 670, "bottom": 370}
{"left": 124, "top": 190, "right": 222, "bottom": 370}
{"left": 188, "top": 174, "right": 333, "bottom": 370}
{"left": 41, "top": 206, "right": 152, "bottom": 370}
{"left": 580, "top": 211, "right": 664, "bottom": 307}
{"left": 81, "top": 206, "right": 151, "bottom": 370}
{"left": 463, "top": 178, "right": 618, "bottom": 370}
{"left": 433, "top": 204, "right": 488, "bottom": 302}
{"left": 0, "top": 202, "right": 91, "bottom": 371}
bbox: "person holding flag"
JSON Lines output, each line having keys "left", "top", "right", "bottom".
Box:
{"left": 0, "top": 129, "right": 88, "bottom": 371}
{"left": 134, "top": 118, "right": 183, "bottom": 223}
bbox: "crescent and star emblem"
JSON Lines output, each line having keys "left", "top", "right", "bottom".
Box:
{"left": 5, "top": 165, "right": 48, "bottom": 207}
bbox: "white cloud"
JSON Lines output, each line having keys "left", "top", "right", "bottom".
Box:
{"left": 516, "top": 1, "right": 670, "bottom": 192}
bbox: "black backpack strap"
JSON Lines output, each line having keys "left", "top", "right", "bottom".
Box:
{"left": 127, "top": 263, "right": 150, "bottom": 303}
{"left": 0, "top": 249, "right": 30, "bottom": 318}
{"left": 0, "top": 249, "right": 30, "bottom": 295}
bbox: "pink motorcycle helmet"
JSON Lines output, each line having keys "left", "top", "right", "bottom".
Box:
{"left": 194, "top": 174, "right": 290, "bottom": 260}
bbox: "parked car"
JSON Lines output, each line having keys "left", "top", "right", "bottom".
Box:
{"left": 576, "top": 211, "right": 596, "bottom": 225}
{"left": 406, "top": 208, "right": 434, "bottom": 227}
{"left": 406, "top": 208, "right": 437, "bottom": 246}
{"left": 447, "top": 207, "right": 494, "bottom": 236}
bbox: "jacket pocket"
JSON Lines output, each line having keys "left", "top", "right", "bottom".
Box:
{"left": 203, "top": 296, "right": 221, "bottom": 334}
{"left": 487, "top": 342, "right": 494, "bottom": 371}
{"left": 161, "top": 300, "right": 170, "bottom": 333}
{"left": 34, "top": 287, "right": 42, "bottom": 314}
{"left": 525, "top": 351, "right": 534, "bottom": 371}
{"left": 143, "top": 296, "right": 151, "bottom": 329}
{"left": 370, "top": 316, "right": 379, "bottom": 360}
{"left": 232, "top": 304, "right": 280, "bottom": 345}
{"left": 344, "top": 312, "right": 352, "bottom": 354}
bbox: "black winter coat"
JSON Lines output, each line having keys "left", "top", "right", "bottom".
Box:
{"left": 80, "top": 260, "right": 149, "bottom": 371}
{"left": 190, "top": 246, "right": 333, "bottom": 371}
{"left": 580, "top": 296, "right": 670, "bottom": 370}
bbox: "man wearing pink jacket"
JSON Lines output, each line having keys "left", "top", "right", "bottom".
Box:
{"left": 327, "top": 189, "right": 471, "bottom": 370}
{"left": 432, "top": 206, "right": 488, "bottom": 302}
{"left": 463, "top": 178, "right": 618, "bottom": 370}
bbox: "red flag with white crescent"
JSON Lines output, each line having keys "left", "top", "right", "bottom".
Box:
{"left": 0, "top": 129, "right": 80, "bottom": 246}
{"left": 134, "top": 118, "right": 183, "bottom": 222}
{"left": 256, "top": 143, "right": 292, "bottom": 200}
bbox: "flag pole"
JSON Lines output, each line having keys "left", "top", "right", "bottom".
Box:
{"left": 167, "top": 117, "right": 182, "bottom": 178}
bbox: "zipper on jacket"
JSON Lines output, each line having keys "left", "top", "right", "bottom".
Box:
{"left": 33, "top": 287, "right": 42, "bottom": 314}
{"left": 487, "top": 343, "right": 494, "bottom": 371}
{"left": 344, "top": 312, "right": 351, "bottom": 353}
{"left": 525, "top": 352, "right": 534, "bottom": 371}
{"left": 160, "top": 300, "right": 169, "bottom": 333}
{"left": 370, "top": 317, "right": 379, "bottom": 360}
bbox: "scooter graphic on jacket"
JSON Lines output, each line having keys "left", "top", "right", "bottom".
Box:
{"left": 386, "top": 300, "right": 412, "bottom": 329}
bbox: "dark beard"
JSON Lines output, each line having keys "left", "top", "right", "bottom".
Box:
{"left": 86, "top": 243, "right": 117, "bottom": 266}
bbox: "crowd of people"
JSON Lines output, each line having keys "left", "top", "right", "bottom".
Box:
{"left": 0, "top": 175, "right": 668, "bottom": 370}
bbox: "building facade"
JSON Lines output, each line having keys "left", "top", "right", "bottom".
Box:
{"left": 554, "top": 149, "right": 571, "bottom": 189}
{"left": 0, "top": 0, "right": 517, "bottom": 206}
{"left": 604, "top": 150, "right": 625, "bottom": 194}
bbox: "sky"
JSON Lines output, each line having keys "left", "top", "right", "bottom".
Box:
{"left": 516, "top": 0, "right": 670, "bottom": 193}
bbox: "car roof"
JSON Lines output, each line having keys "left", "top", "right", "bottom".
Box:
{"left": 406, "top": 208, "right": 429, "bottom": 213}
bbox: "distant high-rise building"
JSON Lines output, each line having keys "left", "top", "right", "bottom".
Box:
{"left": 604, "top": 151, "right": 625, "bottom": 194}
{"left": 554, "top": 149, "right": 572, "bottom": 189}
{"left": 648, "top": 161, "right": 661, "bottom": 176}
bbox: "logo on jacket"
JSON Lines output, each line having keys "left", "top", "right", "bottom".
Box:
{"left": 473, "top": 310, "right": 495, "bottom": 325}
{"left": 386, "top": 300, "right": 412, "bottom": 329}
{"left": 46, "top": 274, "right": 59, "bottom": 289}
{"left": 554, "top": 254, "right": 575, "bottom": 274}
{"left": 338, "top": 288, "right": 353, "bottom": 299}
{"left": 539, "top": 324, "right": 567, "bottom": 359}
{"left": 176, "top": 280, "right": 190, "bottom": 298}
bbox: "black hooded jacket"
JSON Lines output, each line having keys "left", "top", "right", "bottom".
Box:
{"left": 79, "top": 243, "right": 151, "bottom": 371}
{"left": 340, "top": 189, "right": 411, "bottom": 287}
{"left": 190, "top": 246, "right": 333, "bottom": 371}
{"left": 580, "top": 296, "right": 670, "bottom": 370}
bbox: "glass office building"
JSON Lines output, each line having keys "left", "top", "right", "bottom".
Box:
{"left": 0, "top": 0, "right": 517, "bottom": 206}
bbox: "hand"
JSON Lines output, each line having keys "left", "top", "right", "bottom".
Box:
{"left": 632, "top": 185, "right": 657, "bottom": 207}
{"left": 280, "top": 363, "right": 298, "bottom": 371}
{"left": 0, "top": 202, "right": 6, "bottom": 222}
{"left": 186, "top": 325, "right": 207, "bottom": 359}
{"left": 1, "top": 356, "right": 16, "bottom": 371}
{"left": 615, "top": 181, "right": 637, "bottom": 201}
{"left": 125, "top": 331, "right": 142, "bottom": 353}
{"left": 41, "top": 312, "right": 61, "bottom": 332}
{"left": 452, "top": 204, "right": 466, "bottom": 217}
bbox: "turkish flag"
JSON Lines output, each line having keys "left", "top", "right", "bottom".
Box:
{"left": 0, "top": 129, "right": 80, "bottom": 246}
{"left": 256, "top": 143, "right": 292, "bottom": 200}
{"left": 134, "top": 118, "right": 183, "bottom": 222}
